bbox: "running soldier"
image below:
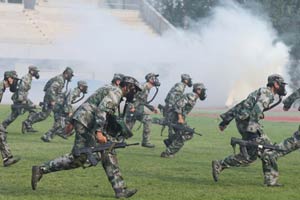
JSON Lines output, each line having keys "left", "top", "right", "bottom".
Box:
{"left": 125, "top": 73, "right": 160, "bottom": 148}
{"left": 40, "top": 80, "right": 88, "bottom": 142}
{"left": 212, "top": 74, "right": 287, "bottom": 186}
{"left": 160, "top": 83, "right": 206, "bottom": 158}
{"left": 0, "top": 71, "right": 21, "bottom": 167}
{"left": 31, "top": 76, "right": 141, "bottom": 198}
{"left": 2, "top": 66, "right": 40, "bottom": 130}
{"left": 22, "top": 67, "right": 74, "bottom": 133}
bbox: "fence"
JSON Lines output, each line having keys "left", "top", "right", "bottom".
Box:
{"left": 105, "top": 0, "right": 177, "bottom": 35}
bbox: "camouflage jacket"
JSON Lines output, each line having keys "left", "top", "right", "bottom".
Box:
{"left": 54, "top": 87, "right": 82, "bottom": 114}
{"left": 220, "top": 87, "right": 275, "bottom": 133}
{"left": 72, "top": 85, "right": 122, "bottom": 132}
{"left": 283, "top": 88, "right": 300, "bottom": 109}
{"left": 165, "top": 82, "right": 186, "bottom": 106}
{"left": 43, "top": 74, "right": 65, "bottom": 103}
{"left": 129, "top": 82, "right": 150, "bottom": 114}
{"left": 0, "top": 80, "right": 5, "bottom": 103}
{"left": 11, "top": 73, "right": 32, "bottom": 103}
{"left": 173, "top": 93, "right": 199, "bottom": 119}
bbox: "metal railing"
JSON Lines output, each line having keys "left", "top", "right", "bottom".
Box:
{"left": 105, "top": 0, "right": 177, "bottom": 35}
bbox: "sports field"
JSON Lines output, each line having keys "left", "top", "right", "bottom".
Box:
{"left": 1, "top": 105, "right": 300, "bottom": 200}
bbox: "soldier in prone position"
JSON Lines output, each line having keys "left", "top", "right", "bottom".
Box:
{"left": 212, "top": 74, "right": 287, "bottom": 187}
{"left": 31, "top": 76, "right": 141, "bottom": 199}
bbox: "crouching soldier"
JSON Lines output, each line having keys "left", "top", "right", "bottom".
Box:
{"left": 31, "top": 76, "right": 141, "bottom": 198}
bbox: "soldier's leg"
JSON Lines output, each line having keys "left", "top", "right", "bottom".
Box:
{"left": 23, "top": 106, "right": 52, "bottom": 133}
{"left": 212, "top": 146, "right": 258, "bottom": 182}
{"left": 2, "top": 106, "right": 20, "bottom": 129}
{"left": 0, "top": 125, "right": 20, "bottom": 167}
{"left": 141, "top": 115, "right": 155, "bottom": 148}
{"left": 260, "top": 150, "right": 280, "bottom": 186}
{"left": 101, "top": 150, "right": 137, "bottom": 198}
{"left": 276, "top": 131, "right": 300, "bottom": 157}
{"left": 41, "top": 115, "right": 62, "bottom": 142}
{"left": 161, "top": 130, "right": 185, "bottom": 157}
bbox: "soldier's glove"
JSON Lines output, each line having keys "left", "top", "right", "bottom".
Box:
{"left": 96, "top": 131, "right": 107, "bottom": 144}
{"left": 219, "top": 120, "right": 229, "bottom": 131}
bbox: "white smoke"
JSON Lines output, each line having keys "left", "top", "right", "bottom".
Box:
{"left": 0, "top": 0, "right": 290, "bottom": 107}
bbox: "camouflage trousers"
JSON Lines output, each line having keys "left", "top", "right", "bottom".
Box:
{"left": 40, "top": 122, "right": 127, "bottom": 192}
{"left": 42, "top": 113, "right": 69, "bottom": 141}
{"left": 24, "top": 103, "right": 52, "bottom": 127}
{"left": 163, "top": 128, "right": 193, "bottom": 155}
{"left": 2, "top": 100, "right": 36, "bottom": 128}
{"left": 220, "top": 135, "right": 279, "bottom": 185}
{"left": 126, "top": 113, "right": 152, "bottom": 144}
{"left": 0, "top": 124, "right": 12, "bottom": 160}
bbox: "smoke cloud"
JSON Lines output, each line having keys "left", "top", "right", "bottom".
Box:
{"left": 1, "top": 1, "right": 290, "bottom": 107}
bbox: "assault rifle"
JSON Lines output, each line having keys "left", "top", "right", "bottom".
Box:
{"left": 73, "top": 142, "right": 139, "bottom": 166}
{"left": 11, "top": 103, "right": 36, "bottom": 110}
{"left": 152, "top": 117, "right": 202, "bottom": 136}
{"left": 230, "top": 137, "right": 284, "bottom": 160}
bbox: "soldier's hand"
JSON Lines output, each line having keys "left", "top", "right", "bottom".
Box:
{"left": 219, "top": 121, "right": 228, "bottom": 132}
{"left": 68, "top": 112, "right": 73, "bottom": 117}
{"left": 178, "top": 114, "right": 185, "bottom": 124}
{"left": 153, "top": 107, "right": 159, "bottom": 114}
{"left": 50, "top": 101, "right": 56, "bottom": 106}
{"left": 96, "top": 131, "right": 107, "bottom": 144}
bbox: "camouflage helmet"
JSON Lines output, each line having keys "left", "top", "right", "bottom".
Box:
{"left": 28, "top": 65, "right": 39, "bottom": 72}
{"left": 63, "top": 67, "right": 74, "bottom": 76}
{"left": 145, "top": 73, "right": 159, "bottom": 81}
{"left": 112, "top": 73, "right": 124, "bottom": 82}
{"left": 267, "top": 74, "right": 287, "bottom": 85}
{"left": 4, "top": 70, "right": 18, "bottom": 80}
{"left": 193, "top": 83, "right": 206, "bottom": 90}
{"left": 181, "top": 74, "right": 191, "bottom": 81}
{"left": 77, "top": 80, "right": 88, "bottom": 94}
{"left": 121, "top": 76, "right": 142, "bottom": 91}
{"left": 77, "top": 80, "right": 87, "bottom": 88}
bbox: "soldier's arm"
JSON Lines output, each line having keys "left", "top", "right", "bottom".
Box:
{"left": 96, "top": 96, "right": 117, "bottom": 132}
{"left": 174, "top": 95, "right": 188, "bottom": 124}
{"left": 283, "top": 88, "right": 300, "bottom": 110}
{"left": 47, "top": 81, "right": 62, "bottom": 103}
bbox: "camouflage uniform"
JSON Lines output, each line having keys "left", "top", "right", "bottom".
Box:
{"left": 0, "top": 71, "right": 20, "bottom": 166}
{"left": 2, "top": 72, "right": 36, "bottom": 129}
{"left": 164, "top": 82, "right": 188, "bottom": 139}
{"left": 41, "top": 87, "right": 83, "bottom": 142}
{"left": 23, "top": 68, "right": 73, "bottom": 132}
{"left": 32, "top": 78, "right": 139, "bottom": 197}
{"left": 125, "top": 82, "right": 154, "bottom": 146}
{"left": 214, "top": 87, "right": 281, "bottom": 185}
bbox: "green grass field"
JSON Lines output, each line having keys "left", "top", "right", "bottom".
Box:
{"left": 1, "top": 105, "right": 300, "bottom": 200}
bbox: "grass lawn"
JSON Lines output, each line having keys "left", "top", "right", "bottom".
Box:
{"left": 0, "top": 105, "right": 300, "bottom": 200}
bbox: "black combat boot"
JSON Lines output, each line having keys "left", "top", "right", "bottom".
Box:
{"left": 160, "top": 151, "right": 174, "bottom": 158}
{"left": 40, "top": 136, "right": 51, "bottom": 142}
{"left": 3, "top": 156, "right": 20, "bottom": 167}
{"left": 115, "top": 188, "right": 137, "bottom": 199}
{"left": 31, "top": 166, "right": 43, "bottom": 190}
{"left": 141, "top": 143, "right": 155, "bottom": 148}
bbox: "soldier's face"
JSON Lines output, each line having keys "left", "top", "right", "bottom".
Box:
{"left": 274, "top": 81, "right": 287, "bottom": 96}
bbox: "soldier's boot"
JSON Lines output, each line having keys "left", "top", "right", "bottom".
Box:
{"left": 266, "top": 183, "right": 284, "bottom": 187}
{"left": 57, "top": 134, "right": 68, "bottom": 140}
{"left": 31, "top": 166, "right": 43, "bottom": 190}
{"left": 2, "top": 122, "right": 8, "bottom": 130}
{"left": 115, "top": 188, "right": 137, "bottom": 199}
{"left": 141, "top": 142, "right": 155, "bottom": 148}
{"left": 22, "top": 121, "right": 37, "bottom": 133}
{"left": 3, "top": 156, "right": 20, "bottom": 167}
{"left": 160, "top": 151, "right": 174, "bottom": 158}
{"left": 40, "top": 136, "right": 51, "bottom": 143}
{"left": 212, "top": 160, "right": 224, "bottom": 182}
